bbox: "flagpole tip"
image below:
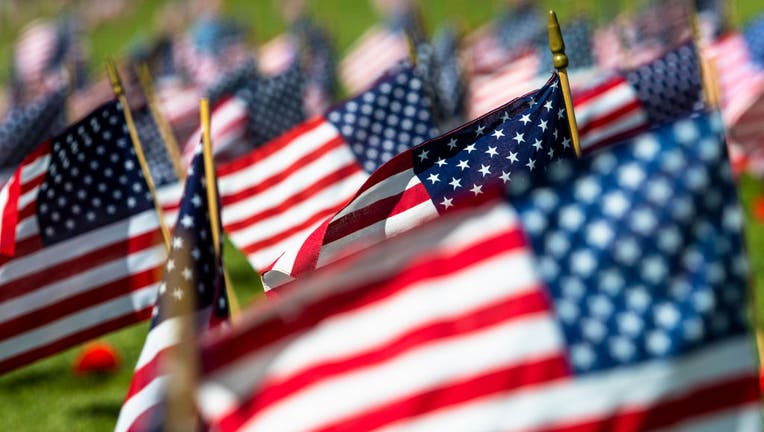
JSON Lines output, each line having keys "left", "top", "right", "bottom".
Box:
{"left": 547, "top": 10, "right": 568, "bottom": 70}
{"left": 105, "top": 58, "right": 123, "bottom": 96}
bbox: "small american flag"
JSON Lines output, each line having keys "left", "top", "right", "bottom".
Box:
{"left": 744, "top": 14, "right": 764, "bottom": 67}
{"left": 115, "top": 145, "right": 229, "bottom": 432}
{"left": 0, "top": 100, "right": 167, "bottom": 373}
{"left": 196, "top": 112, "right": 760, "bottom": 432}
{"left": 132, "top": 105, "right": 179, "bottom": 188}
{"left": 339, "top": 25, "right": 410, "bottom": 94}
{"left": 263, "top": 73, "right": 574, "bottom": 288}
{"left": 218, "top": 65, "right": 438, "bottom": 271}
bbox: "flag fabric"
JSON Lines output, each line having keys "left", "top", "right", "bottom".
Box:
{"left": 339, "top": 25, "right": 410, "bottom": 94}
{"left": 575, "top": 41, "right": 703, "bottom": 153}
{"left": 181, "top": 62, "right": 306, "bottom": 165}
{"left": 0, "top": 85, "right": 67, "bottom": 185}
{"left": 132, "top": 105, "right": 179, "bottom": 188}
{"left": 115, "top": 145, "right": 230, "bottom": 432}
{"left": 467, "top": 51, "right": 542, "bottom": 120}
{"left": 218, "top": 65, "right": 438, "bottom": 271}
{"left": 197, "top": 111, "right": 759, "bottom": 432}
{"left": 263, "top": 73, "right": 574, "bottom": 288}
{"left": 0, "top": 100, "right": 167, "bottom": 373}
{"left": 744, "top": 14, "right": 764, "bottom": 67}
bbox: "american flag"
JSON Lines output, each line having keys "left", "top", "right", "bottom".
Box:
{"left": 197, "top": 112, "right": 759, "bottom": 432}
{"left": 0, "top": 100, "right": 167, "bottom": 373}
{"left": 705, "top": 32, "right": 764, "bottom": 150}
{"left": 744, "top": 14, "right": 764, "bottom": 67}
{"left": 339, "top": 25, "right": 410, "bottom": 94}
{"left": 258, "top": 34, "right": 298, "bottom": 76}
{"left": 576, "top": 41, "right": 703, "bottom": 153}
{"left": 218, "top": 65, "right": 438, "bottom": 271}
{"left": 181, "top": 62, "right": 306, "bottom": 165}
{"left": 0, "top": 85, "right": 67, "bottom": 185}
{"left": 155, "top": 79, "right": 201, "bottom": 146}
{"left": 263, "top": 74, "right": 574, "bottom": 288}
{"left": 467, "top": 51, "right": 542, "bottom": 120}
{"left": 115, "top": 146, "right": 229, "bottom": 432}
{"left": 132, "top": 105, "right": 179, "bottom": 187}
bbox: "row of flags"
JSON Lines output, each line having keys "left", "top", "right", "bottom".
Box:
{"left": 1, "top": 1, "right": 764, "bottom": 430}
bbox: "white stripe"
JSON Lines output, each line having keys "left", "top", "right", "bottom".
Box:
{"left": 0, "top": 177, "right": 13, "bottom": 243}
{"left": 378, "top": 337, "right": 756, "bottom": 432}
{"left": 20, "top": 154, "right": 50, "bottom": 183}
{"left": 114, "top": 376, "right": 168, "bottom": 432}
{"left": 580, "top": 111, "right": 648, "bottom": 149}
{"left": 17, "top": 185, "right": 39, "bottom": 214}
{"left": 332, "top": 168, "right": 415, "bottom": 221}
{"left": 654, "top": 403, "right": 762, "bottom": 432}
{"left": 0, "top": 210, "right": 161, "bottom": 284}
{"left": 0, "top": 245, "right": 165, "bottom": 322}
{"left": 0, "top": 283, "right": 159, "bottom": 363}
{"left": 218, "top": 122, "right": 339, "bottom": 197}
{"left": 234, "top": 314, "right": 561, "bottom": 431}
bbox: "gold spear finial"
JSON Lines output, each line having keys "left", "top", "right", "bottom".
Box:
{"left": 547, "top": 10, "right": 582, "bottom": 158}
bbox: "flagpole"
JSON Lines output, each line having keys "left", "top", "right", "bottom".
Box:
{"left": 105, "top": 59, "right": 172, "bottom": 251}
{"left": 547, "top": 11, "right": 582, "bottom": 158}
{"left": 136, "top": 63, "right": 187, "bottom": 180}
{"left": 200, "top": 98, "right": 241, "bottom": 319}
{"left": 688, "top": 3, "right": 720, "bottom": 109}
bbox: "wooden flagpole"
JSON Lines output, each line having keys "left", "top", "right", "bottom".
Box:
{"left": 136, "top": 63, "right": 187, "bottom": 180}
{"left": 200, "top": 99, "right": 241, "bottom": 319}
{"left": 688, "top": 3, "right": 720, "bottom": 109}
{"left": 547, "top": 11, "right": 582, "bottom": 158}
{"left": 105, "top": 59, "right": 172, "bottom": 250}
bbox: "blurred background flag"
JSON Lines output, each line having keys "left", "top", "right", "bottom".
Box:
{"left": 0, "top": 100, "right": 167, "bottom": 373}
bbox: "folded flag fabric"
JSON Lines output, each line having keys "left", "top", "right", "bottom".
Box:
{"left": 0, "top": 100, "right": 167, "bottom": 373}
{"left": 263, "top": 73, "right": 574, "bottom": 288}
{"left": 115, "top": 145, "right": 230, "bottom": 432}
{"left": 197, "top": 112, "right": 759, "bottom": 432}
{"left": 218, "top": 65, "right": 438, "bottom": 271}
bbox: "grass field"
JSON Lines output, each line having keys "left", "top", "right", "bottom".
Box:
{"left": 1, "top": 0, "right": 764, "bottom": 430}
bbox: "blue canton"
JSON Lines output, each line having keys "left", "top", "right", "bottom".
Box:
{"left": 133, "top": 106, "right": 178, "bottom": 187}
{"left": 743, "top": 14, "right": 764, "bottom": 68}
{"left": 414, "top": 74, "right": 574, "bottom": 213}
{"left": 153, "top": 146, "right": 229, "bottom": 325}
{"left": 327, "top": 65, "right": 438, "bottom": 173}
{"left": 626, "top": 42, "right": 705, "bottom": 125}
{"left": 37, "top": 101, "right": 154, "bottom": 245}
{"left": 508, "top": 113, "right": 748, "bottom": 374}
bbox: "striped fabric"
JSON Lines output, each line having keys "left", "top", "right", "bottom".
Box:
{"left": 181, "top": 95, "right": 249, "bottom": 165}
{"left": 467, "top": 52, "right": 541, "bottom": 120}
{"left": 339, "top": 25, "right": 409, "bottom": 94}
{"left": 0, "top": 101, "right": 166, "bottom": 373}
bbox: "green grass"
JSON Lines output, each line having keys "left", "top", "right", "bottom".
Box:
{"left": 1, "top": 0, "right": 764, "bottom": 430}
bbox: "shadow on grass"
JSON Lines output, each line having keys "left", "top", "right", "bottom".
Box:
{"left": 70, "top": 399, "right": 123, "bottom": 420}
{"left": 0, "top": 365, "right": 67, "bottom": 390}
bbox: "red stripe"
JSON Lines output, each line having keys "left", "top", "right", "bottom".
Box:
{"left": 583, "top": 125, "right": 649, "bottom": 154}
{"left": 225, "top": 163, "right": 361, "bottom": 233}
{"left": 220, "top": 135, "right": 349, "bottom": 208}
{"left": 217, "top": 117, "right": 327, "bottom": 176}
{"left": 573, "top": 76, "right": 626, "bottom": 106}
{"left": 202, "top": 226, "right": 527, "bottom": 373}
{"left": 312, "top": 356, "right": 570, "bottom": 432}
{"left": 577, "top": 100, "right": 644, "bottom": 136}
{"left": 288, "top": 216, "right": 333, "bottom": 277}
{"left": 0, "top": 307, "right": 153, "bottom": 374}
{"left": 0, "top": 229, "right": 164, "bottom": 301}
{"left": 8, "top": 234, "right": 44, "bottom": 260}
{"left": 18, "top": 171, "right": 46, "bottom": 195}
{"left": 0, "top": 266, "right": 162, "bottom": 339}
{"left": 0, "top": 172, "right": 21, "bottom": 257}
{"left": 123, "top": 347, "right": 169, "bottom": 401}
{"left": 323, "top": 181, "right": 430, "bottom": 244}
{"left": 536, "top": 373, "right": 760, "bottom": 432}
{"left": 220, "top": 290, "right": 553, "bottom": 430}
{"left": 240, "top": 205, "right": 339, "bottom": 257}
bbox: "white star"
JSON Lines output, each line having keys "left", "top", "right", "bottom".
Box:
{"left": 532, "top": 139, "right": 543, "bottom": 151}
{"left": 513, "top": 132, "right": 525, "bottom": 144}
{"left": 500, "top": 111, "right": 510, "bottom": 121}
{"left": 475, "top": 125, "right": 485, "bottom": 136}
{"left": 492, "top": 129, "right": 505, "bottom": 139}
{"left": 167, "top": 259, "right": 175, "bottom": 271}
{"left": 519, "top": 114, "right": 531, "bottom": 125}
{"left": 529, "top": 97, "right": 537, "bottom": 106}
{"left": 470, "top": 184, "right": 483, "bottom": 195}
{"left": 553, "top": 129, "right": 559, "bottom": 140}
{"left": 172, "top": 236, "right": 184, "bottom": 249}
{"left": 561, "top": 137, "right": 571, "bottom": 149}
{"left": 173, "top": 288, "right": 184, "bottom": 300}
{"left": 464, "top": 143, "right": 477, "bottom": 154}
{"left": 418, "top": 149, "right": 429, "bottom": 161}
{"left": 449, "top": 177, "right": 462, "bottom": 190}
{"left": 551, "top": 80, "right": 559, "bottom": 89}
{"left": 485, "top": 146, "right": 498, "bottom": 157}
{"left": 440, "top": 196, "right": 453, "bottom": 209}
{"left": 526, "top": 158, "right": 536, "bottom": 171}
{"left": 447, "top": 138, "right": 458, "bottom": 150}
{"left": 557, "top": 108, "right": 565, "bottom": 119}
{"left": 507, "top": 151, "right": 519, "bottom": 163}
{"left": 547, "top": 147, "right": 555, "bottom": 158}
{"left": 500, "top": 171, "right": 511, "bottom": 183}
{"left": 191, "top": 194, "right": 202, "bottom": 207}
{"left": 191, "top": 248, "right": 201, "bottom": 260}
{"left": 435, "top": 158, "right": 447, "bottom": 167}
{"left": 478, "top": 164, "right": 491, "bottom": 177}
{"left": 457, "top": 160, "right": 469, "bottom": 170}
{"left": 544, "top": 100, "right": 553, "bottom": 111}
{"left": 538, "top": 119, "right": 548, "bottom": 131}
{"left": 180, "top": 215, "right": 194, "bottom": 228}
{"left": 427, "top": 173, "right": 440, "bottom": 184}
{"left": 182, "top": 267, "right": 193, "bottom": 280}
